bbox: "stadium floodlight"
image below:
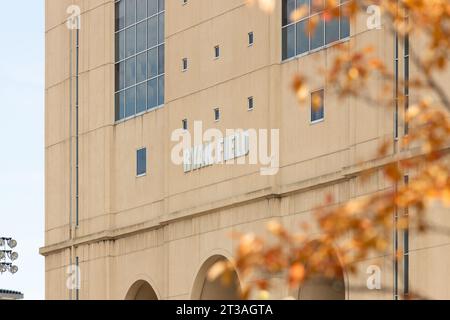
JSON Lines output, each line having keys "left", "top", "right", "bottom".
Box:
{"left": 0, "top": 264, "right": 7, "bottom": 273}
{"left": 7, "top": 239, "right": 17, "bottom": 249}
{"left": 0, "top": 237, "right": 19, "bottom": 275}
{"left": 8, "top": 252, "right": 19, "bottom": 261}
{"left": 9, "top": 265, "right": 18, "bottom": 274}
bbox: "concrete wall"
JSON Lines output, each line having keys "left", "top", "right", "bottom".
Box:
{"left": 43, "top": 0, "right": 450, "bottom": 300}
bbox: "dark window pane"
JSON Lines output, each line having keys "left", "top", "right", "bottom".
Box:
{"left": 311, "top": 0, "right": 324, "bottom": 13}
{"left": 116, "top": 30, "right": 125, "bottom": 61}
{"left": 158, "top": 44, "right": 165, "bottom": 74}
{"left": 148, "top": 47, "right": 158, "bottom": 78}
{"left": 310, "top": 15, "right": 324, "bottom": 50}
{"left": 148, "top": 16, "right": 158, "bottom": 48}
{"left": 115, "top": 0, "right": 125, "bottom": 30}
{"left": 137, "top": 148, "right": 147, "bottom": 176}
{"left": 136, "top": 21, "right": 147, "bottom": 53}
{"left": 125, "top": 25, "right": 136, "bottom": 57}
{"left": 147, "top": 78, "right": 158, "bottom": 109}
{"left": 325, "top": 16, "right": 340, "bottom": 44}
{"left": 136, "top": 52, "right": 147, "bottom": 83}
{"left": 136, "top": 83, "right": 147, "bottom": 113}
{"left": 115, "top": 62, "right": 125, "bottom": 90}
{"left": 125, "top": 57, "right": 136, "bottom": 87}
{"left": 125, "top": 87, "right": 136, "bottom": 118}
{"left": 158, "top": 13, "right": 165, "bottom": 43}
{"left": 158, "top": 75, "right": 165, "bottom": 106}
{"left": 148, "top": 0, "right": 158, "bottom": 15}
{"left": 282, "top": 25, "right": 296, "bottom": 60}
{"left": 125, "top": 0, "right": 136, "bottom": 27}
{"left": 340, "top": 4, "right": 350, "bottom": 39}
{"left": 158, "top": 0, "right": 165, "bottom": 11}
{"left": 282, "top": 0, "right": 296, "bottom": 26}
{"left": 115, "top": 92, "right": 125, "bottom": 121}
{"left": 296, "top": 0, "right": 309, "bottom": 13}
{"left": 136, "top": 0, "right": 147, "bottom": 22}
{"left": 248, "top": 32, "right": 254, "bottom": 45}
{"left": 296, "top": 19, "right": 309, "bottom": 55}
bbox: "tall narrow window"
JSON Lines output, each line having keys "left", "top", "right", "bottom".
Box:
{"left": 248, "top": 32, "right": 254, "bottom": 46}
{"left": 182, "top": 58, "right": 188, "bottom": 71}
{"left": 115, "top": 0, "right": 165, "bottom": 121}
{"left": 282, "top": 0, "right": 351, "bottom": 61}
{"left": 214, "top": 45, "right": 220, "bottom": 59}
{"left": 137, "top": 148, "right": 147, "bottom": 176}
{"left": 214, "top": 108, "right": 220, "bottom": 122}
{"left": 247, "top": 96, "right": 254, "bottom": 111}
{"left": 311, "top": 89, "right": 324, "bottom": 122}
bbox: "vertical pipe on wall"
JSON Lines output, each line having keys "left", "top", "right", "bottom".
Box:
{"left": 68, "top": 22, "right": 74, "bottom": 302}
{"left": 393, "top": 0, "right": 400, "bottom": 300}
{"left": 403, "top": 175, "right": 410, "bottom": 297}
{"left": 75, "top": 27, "right": 80, "bottom": 228}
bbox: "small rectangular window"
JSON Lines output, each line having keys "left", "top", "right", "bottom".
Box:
{"left": 248, "top": 32, "right": 254, "bottom": 46}
{"left": 182, "top": 58, "right": 188, "bottom": 71}
{"left": 182, "top": 119, "right": 188, "bottom": 130}
{"left": 214, "top": 45, "right": 220, "bottom": 59}
{"left": 248, "top": 97, "right": 254, "bottom": 111}
{"left": 311, "top": 89, "right": 325, "bottom": 123}
{"left": 214, "top": 108, "right": 220, "bottom": 122}
{"left": 137, "top": 148, "right": 147, "bottom": 176}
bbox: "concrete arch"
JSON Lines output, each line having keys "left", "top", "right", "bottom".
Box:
{"left": 125, "top": 275, "right": 160, "bottom": 300}
{"left": 191, "top": 253, "right": 242, "bottom": 300}
{"left": 297, "top": 241, "right": 348, "bottom": 300}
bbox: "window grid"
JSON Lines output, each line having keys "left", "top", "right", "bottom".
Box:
{"left": 282, "top": 0, "right": 351, "bottom": 61}
{"left": 115, "top": 0, "right": 165, "bottom": 122}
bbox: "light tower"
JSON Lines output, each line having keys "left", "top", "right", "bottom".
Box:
{"left": 0, "top": 237, "right": 19, "bottom": 275}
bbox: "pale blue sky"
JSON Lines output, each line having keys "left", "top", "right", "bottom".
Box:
{"left": 0, "top": 1, "right": 45, "bottom": 299}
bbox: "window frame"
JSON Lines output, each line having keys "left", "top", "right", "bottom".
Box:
{"left": 136, "top": 147, "right": 147, "bottom": 177}
{"left": 310, "top": 88, "right": 325, "bottom": 124}
{"left": 248, "top": 32, "right": 254, "bottom": 46}
{"left": 247, "top": 96, "right": 254, "bottom": 111}
{"left": 282, "top": 0, "right": 351, "bottom": 62}
{"left": 214, "top": 108, "right": 221, "bottom": 122}
{"left": 114, "top": 0, "right": 166, "bottom": 123}
{"left": 214, "top": 45, "right": 220, "bottom": 59}
{"left": 182, "top": 57, "right": 188, "bottom": 71}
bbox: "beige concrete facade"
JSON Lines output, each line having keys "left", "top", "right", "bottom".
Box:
{"left": 42, "top": 0, "right": 450, "bottom": 300}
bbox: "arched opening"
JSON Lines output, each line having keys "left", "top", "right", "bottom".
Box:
{"left": 192, "top": 255, "right": 241, "bottom": 300}
{"left": 298, "top": 275, "right": 346, "bottom": 300}
{"left": 298, "top": 242, "right": 346, "bottom": 300}
{"left": 125, "top": 280, "right": 158, "bottom": 300}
